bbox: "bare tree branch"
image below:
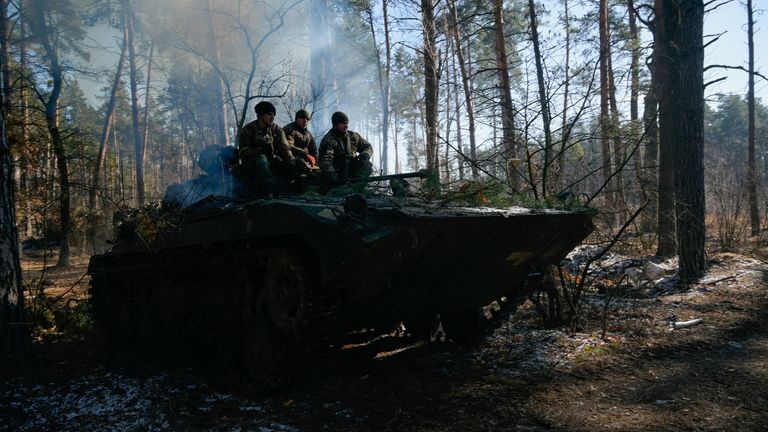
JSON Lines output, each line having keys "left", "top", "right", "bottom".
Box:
{"left": 704, "top": 64, "right": 768, "bottom": 81}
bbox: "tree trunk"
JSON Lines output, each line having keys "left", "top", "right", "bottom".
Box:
{"left": 608, "top": 52, "right": 626, "bottom": 215}
{"left": 421, "top": 0, "right": 439, "bottom": 174}
{"left": 20, "top": 3, "right": 32, "bottom": 236}
{"left": 496, "top": 0, "right": 518, "bottom": 189}
{"left": 207, "top": 0, "right": 229, "bottom": 148}
{"left": 450, "top": 40, "right": 465, "bottom": 181}
{"left": 447, "top": 0, "right": 478, "bottom": 178}
{"left": 628, "top": 0, "right": 642, "bottom": 182}
{"left": 115, "top": 112, "right": 125, "bottom": 203}
{"left": 1, "top": 58, "right": 25, "bottom": 353}
{"left": 0, "top": 0, "right": 11, "bottom": 113}
{"left": 599, "top": 0, "right": 614, "bottom": 224}
{"left": 643, "top": 16, "right": 671, "bottom": 251}
{"left": 311, "top": 0, "right": 332, "bottom": 129}
{"left": 641, "top": 68, "right": 659, "bottom": 233}
{"left": 31, "top": 5, "right": 70, "bottom": 267}
{"left": 141, "top": 41, "right": 153, "bottom": 196}
{"left": 746, "top": 0, "right": 759, "bottom": 236}
{"left": 657, "top": 0, "right": 706, "bottom": 280}
{"left": 123, "top": 0, "right": 145, "bottom": 205}
{"left": 443, "top": 55, "right": 452, "bottom": 182}
{"left": 528, "top": 0, "right": 552, "bottom": 197}
{"left": 394, "top": 109, "right": 400, "bottom": 173}
{"left": 558, "top": 0, "right": 571, "bottom": 191}
{"left": 381, "top": 0, "right": 392, "bottom": 175}
{"left": 90, "top": 32, "right": 127, "bottom": 210}
{"left": 364, "top": 1, "right": 392, "bottom": 174}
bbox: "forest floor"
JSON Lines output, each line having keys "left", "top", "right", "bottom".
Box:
{"left": 1, "top": 248, "right": 767, "bottom": 431}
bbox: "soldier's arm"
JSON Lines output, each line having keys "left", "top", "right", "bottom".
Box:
{"left": 237, "top": 125, "right": 258, "bottom": 163}
{"left": 274, "top": 127, "right": 295, "bottom": 162}
{"left": 238, "top": 125, "right": 253, "bottom": 150}
{"left": 286, "top": 130, "right": 308, "bottom": 157}
{"left": 318, "top": 136, "right": 336, "bottom": 174}
{"left": 308, "top": 133, "right": 318, "bottom": 159}
{"left": 356, "top": 133, "right": 374, "bottom": 159}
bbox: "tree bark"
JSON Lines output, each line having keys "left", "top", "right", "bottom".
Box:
{"left": 656, "top": 0, "right": 706, "bottom": 280}
{"left": 608, "top": 51, "right": 626, "bottom": 215}
{"left": 0, "top": 0, "right": 11, "bottom": 113}
{"left": 449, "top": 36, "right": 465, "bottom": 181}
{"left": 447, "top": 0, "right": 477, "bottom": 179}
{"left": 421, "top": 0, "right": 439, "bottom": 174}
{"left": 31, "top": 3, "right": 70, "bottom": 267}
{"left": 207, "top": 0, "right": 229, "bottom": 148}
{"left": 628, "top": 0, "right": 642, "bottom": 181}
{"left": 746, "top": 0, "right": 759, "bottom": 236}
{"left": 599, "top": 0, "right": 614, "bottom": 224}
{"left": 643, "top": 14, "right": 673, "bottom": 253}
{"left": 1, "top": 54, "right": 25, "bottom": 354}
{"left": 90, "top": 31, "right": 127, "bottom": 210}
{"left": 381, "top": 0, "right": 392, "bottom": 175}
{"left": 528, "top": 0, "right": 551, "bottom": 197}
{"left": 641, "top": 66, "right": 659, "bottom": 233}
{"left": 20, "top": 2, "right": 32, "bottom": 237}
{"left": 141, "top": 41, "right": 153, "bottom": 196}
{"left": 496, "top": 0, "right": 518, "bottom": 189}
{"left": 123, "top": 0, "right": 145, "bottom": 205}
{"left": 311, "top": 0, "right": 332, "bottom": 129}
{"left": 558, "top": 0, "right": 571, "bottom": 191}
{"left": 364, "top": 0, "right": 392, "bottom": 174}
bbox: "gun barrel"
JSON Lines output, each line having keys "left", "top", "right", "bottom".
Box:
{"left": 364, "top": 170, "right": 430, "bottom": 183}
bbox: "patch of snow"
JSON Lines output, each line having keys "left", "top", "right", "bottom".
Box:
{"left": 240, "top": 405, "right": 263, "bottom": 412}
{"left": 258, "top": 424, "right": 300, "bottom": 432}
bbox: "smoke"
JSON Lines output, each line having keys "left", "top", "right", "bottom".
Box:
{"left": 79, "top": 0, "right": 399, "bottom": 198}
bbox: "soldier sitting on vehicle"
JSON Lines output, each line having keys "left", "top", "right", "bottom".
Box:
{"left": 318, "top": 111, "right": 373, "bottom": 184}
{"left": 283, "top": 109, "right": 318, "bottom": 168}
{"left": 235, "top": 101, "right": 296, "bottom": 198}
{"left": 163, "top": 144, "right": 237, "bottom": 207}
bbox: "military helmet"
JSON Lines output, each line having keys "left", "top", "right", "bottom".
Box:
{"left": 198, "top": 145, "right": 225, "bottom": 175}
{"left": 295, "top": 109, "right": 311, "bottom": 120}
{"left": 254, "top": 101, "right": 276, "bottom": 117}
{"left": 332, "top": 111, "right": 349, "bottom": 126}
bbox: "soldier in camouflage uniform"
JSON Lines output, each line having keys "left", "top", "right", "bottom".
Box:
{"left": 236, "top": 101, "right": 295, "bottom": 197}
{"left": 283, "top": 109, "right": 318, "bottom": 168}
{"left": 318, "top": 111, "right": 373, "bottom": 183}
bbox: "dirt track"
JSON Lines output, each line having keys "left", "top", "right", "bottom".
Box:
{"left": 1, "top": 252, "right": 767, "bottom": 431}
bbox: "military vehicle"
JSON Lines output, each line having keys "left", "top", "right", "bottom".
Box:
{"left": 88, "top": 177, "right": 594, "bottom": 376}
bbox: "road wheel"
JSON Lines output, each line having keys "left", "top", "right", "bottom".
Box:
{"left": 262, "top": 247, "right": 311, "bottom": 337}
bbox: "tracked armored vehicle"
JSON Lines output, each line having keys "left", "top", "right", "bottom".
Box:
{"left": 88, "top": 185, "right": 593, "bottom": 375}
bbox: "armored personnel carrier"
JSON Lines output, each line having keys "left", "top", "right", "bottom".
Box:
{"left": 88, "top": 182, "right": 593, "bottom": 376}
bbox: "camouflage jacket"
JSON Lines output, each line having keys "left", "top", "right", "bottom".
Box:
{"left": 283, "top": 121, "right": 318, "bottom": 159}
{"left": 239, "top": 120, "right": 293, "bottom": 164}
{"left": 318, "top": 129, "right": 373, "bottom": 176}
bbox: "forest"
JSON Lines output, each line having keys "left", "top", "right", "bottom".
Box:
{"left": 1, "top": 0, "right": 767, "bottom": 430}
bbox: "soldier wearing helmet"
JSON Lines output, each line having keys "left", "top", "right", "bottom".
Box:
{"left": 236, "top": 101, "right": 295, "bottom": 197}
{"left": 318, "top": 111, "right": 373, "bottom": 183}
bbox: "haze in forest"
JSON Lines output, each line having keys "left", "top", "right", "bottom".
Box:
{"left": 1, "top": 0, "right": 766, "bottom": 271}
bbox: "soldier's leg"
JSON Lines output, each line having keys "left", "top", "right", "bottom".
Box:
{"left": 350, "top": 158, "right": 373, "bottom": 179}
{"left": 253, "top": 154, "right": 273, "bottom": 197}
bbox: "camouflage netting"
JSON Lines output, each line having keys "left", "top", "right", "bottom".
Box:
{"left": 113, "top": 202, "right": 185, "bottom": 246}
